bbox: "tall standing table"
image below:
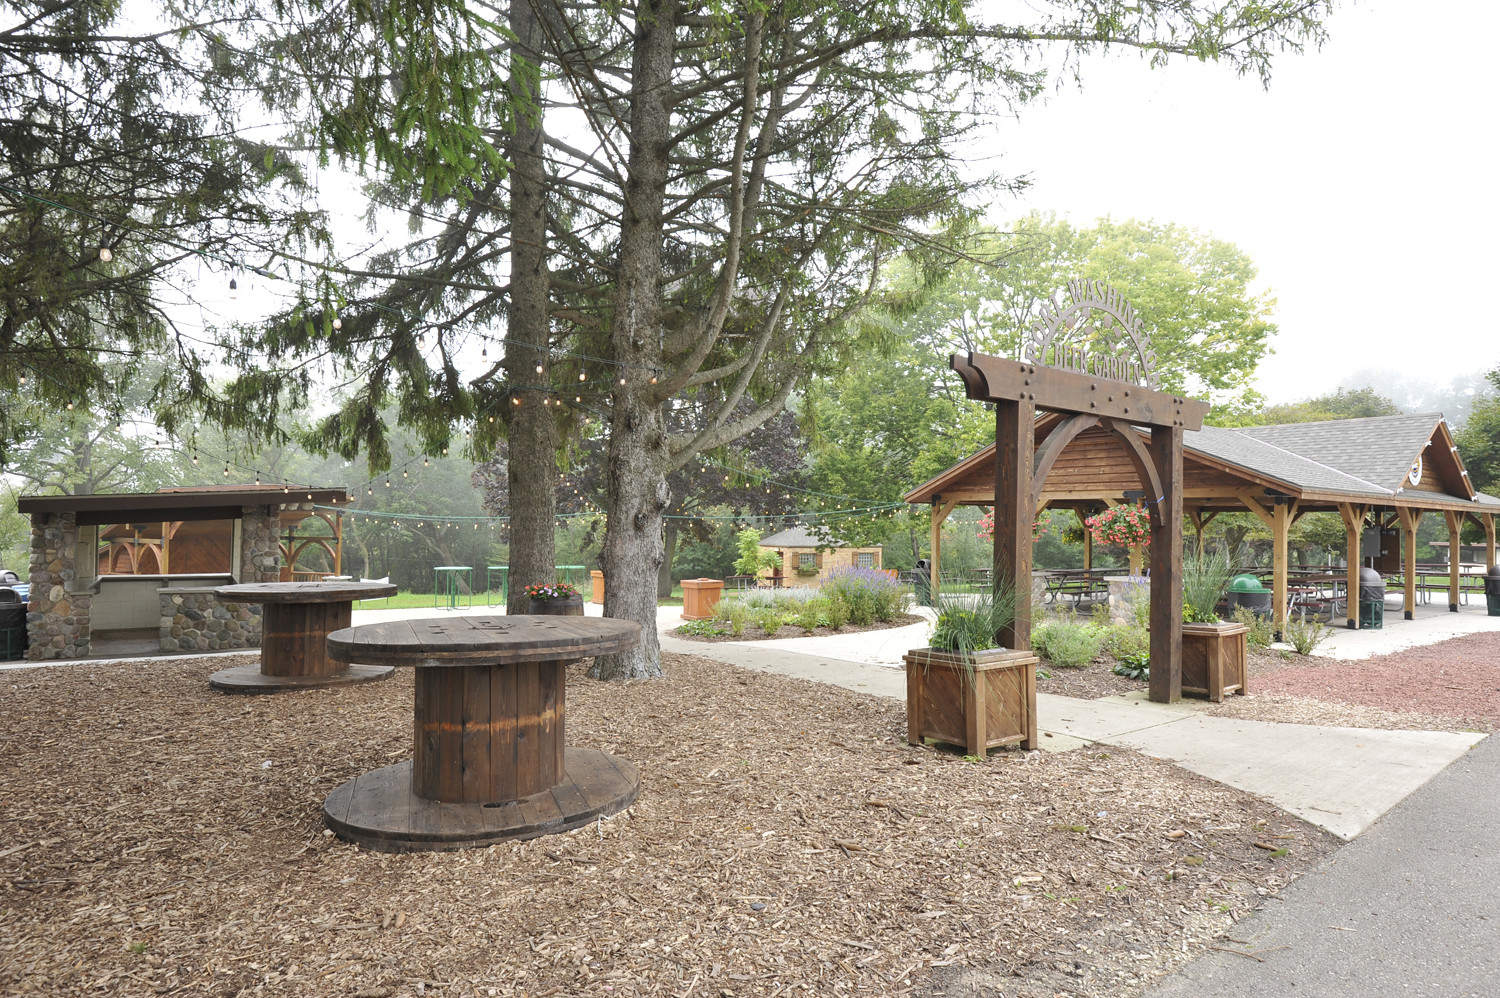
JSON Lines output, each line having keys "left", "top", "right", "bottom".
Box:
{"left": 209, "top": 580, "right": 399, "bottom": 693}
{"left": 321, "top": 614, "right": 642, "bottom": 851}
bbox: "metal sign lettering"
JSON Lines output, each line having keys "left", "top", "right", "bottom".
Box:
{"left": 1023, "top": 279, "right": 1159, "bottom": 389}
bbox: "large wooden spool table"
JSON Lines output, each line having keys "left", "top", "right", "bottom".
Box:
{"left": 208, "top": 580, "right": 399, "bottom": 693}
{"left": 321, "top": 614, "right": 643, "bottom": 852}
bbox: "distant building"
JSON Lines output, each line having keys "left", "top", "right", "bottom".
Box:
{"left": 758, "top": 526, "right": 882, "bottom": 586}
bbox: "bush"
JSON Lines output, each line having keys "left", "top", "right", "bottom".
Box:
{"left": 1032, "top": 620, "right": 1103, "bottom": 668}
{"left": 820, "top": 566, "right": 908, "bottom": 624}
{"left": 824, "top": 594, "right": 850, "bottom": 630}
{"left": 713, "top": 598, "right": 753, "bottom": 637}
{"left": 1283, "top": 613, "right": 1329, "bottom": 655}
{"left": 677, "top": 618, "right": 726, "bottom": 637}
{"left": 1231, "top": 606, "right": 1275, "bottom": 649}
{"left": 754, "top": 607, "right": 784, "bottom": 635}
{"left": 1100, "top": 624, "right": 1149, "bottom": 661}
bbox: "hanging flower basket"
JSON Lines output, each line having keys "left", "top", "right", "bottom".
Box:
{"left": 977, "top": 512, "right": 1048, "bottom": 542}
{"left": 1085, "top": 505, "right": 1152, "bottom": 547}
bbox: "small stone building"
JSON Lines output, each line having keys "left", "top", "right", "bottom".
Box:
{"left": 16, "top": 486, "right": 348, "bottom": 660}
{"left": 757, "top": 526, "right": 882, "bottom": 587}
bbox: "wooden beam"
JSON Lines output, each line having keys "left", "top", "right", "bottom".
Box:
{"left": 1397, "top": 506, "right": 1419, "bottom": 620}
{"left": 1080, "top": 509, "right": 1093, "bottom": 570}
{"left": 1149, "top": 425, "right": 1184, "bottom": 702}
{"left": 1485, "top": 513, "right": 1497, "bottom": 571}
{"left": 953, "top": 353, "right": 1210, "bottom": 429}
{"left": 930, "top": 498, "right": 957, "bottom": 600}
{"left": 1030, "top": 414, "right": 1102, "bottom": 512}
{"left": 1239, "top": 493, "right": 1275, "bottom": 530}
{"left": 1444, "top": 510, "right": 1463, "bottom": 612}
{"left": 1271, "top": 500, "right": 1296, "bottom": 631}
{"left": 994, "top": 399, "right": 1035, "bottom": 649}
{"left": 1338, "top": 503, "right": 1367, "bottom": 629}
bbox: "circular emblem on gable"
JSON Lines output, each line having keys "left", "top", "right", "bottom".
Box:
{"left": 1408, "top": 456, "right": 1423, "bottom": 486}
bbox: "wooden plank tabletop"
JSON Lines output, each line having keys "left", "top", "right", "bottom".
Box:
{"left": 215, "top": 580, "right": 399, "bottom": 604}
{"left": 327, "top": 615, "right": 642, "bottom": 667}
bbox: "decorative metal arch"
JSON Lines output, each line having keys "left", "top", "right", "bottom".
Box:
{"left": 1023, "top": 279, "right": 1159, "bottom": 389}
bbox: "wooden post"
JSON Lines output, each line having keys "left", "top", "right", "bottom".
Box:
{"left": 1079, "top": 510, "right": 1093, "bottom": 570}
{"left": 930, "top": 498, "right": 956, "bottom": 600}
{"left": 159, "top": 520, "right": 170, "bottom": 575}
{"left": 1271, "top": 500, "right": 1294, "bottom": 634}
{"left": 335, "top": 510, "right": 344, "bottom": 576}
{"left": 1398, "top": 507, "right": 1419, "bottom": 620}
{"left": 1148, "top": 425, "right": 1183, "bottom": 703}
{"left": 1445, "top": 510, "right": 1463, "bottom": 612}
{"left": 1128, "top": 543, "right": 1143, "bottom": 577}
{"left": 994, "top": 399, "right": 1035, "bottom": 649}
{"left": 1338, "top": 503, "right": 1365, "bottom": 629}
{"left": 1484, "top": 513, "right": 1496, "bottom": 571}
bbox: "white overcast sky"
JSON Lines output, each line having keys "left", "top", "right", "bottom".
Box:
{"left": 986, "top": 0, "right": 1500, "bottom": 405}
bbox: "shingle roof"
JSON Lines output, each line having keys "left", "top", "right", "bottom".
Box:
{"left": 1230, "top": 413, "right": 1443, "bottom": 493}
{"left": 1188, "top": 425, "right": 1392, "bottom": 499}
{"left": 759, "top": 525, "right": 879, "bottom": 548}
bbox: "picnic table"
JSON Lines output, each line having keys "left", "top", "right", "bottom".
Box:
{"left": 208, "top": 580, "right": 398, "bottom": 693}
{"left": 321, "top": 614, "right": 643, "bottom": 851}
{"left": 1042, "top": 569, "right": 1111, "bottom": 606}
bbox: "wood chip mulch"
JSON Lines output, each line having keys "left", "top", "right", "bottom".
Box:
{"left": 2, "top": 653, "right": 1339, "bottom": 998}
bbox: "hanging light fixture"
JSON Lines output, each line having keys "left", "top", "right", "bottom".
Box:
{"left": 98, "top": 245, "right": 113, "bottom": 263}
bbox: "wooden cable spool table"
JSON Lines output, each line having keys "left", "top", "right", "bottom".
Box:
{"left": 208, "top": 580, "right": 399, "bottom": 693}
{"left": 321, "top": 614, "right": 643, "bottom": 852}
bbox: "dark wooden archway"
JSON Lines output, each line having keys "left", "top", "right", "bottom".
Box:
{"left": 953, "top": 350, "right": 1210, "bottom": 703}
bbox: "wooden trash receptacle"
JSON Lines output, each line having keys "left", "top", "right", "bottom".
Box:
{"left": 591, "top": 570, "right": 605, "bottom": 604}
{"left": 681, "top": 578, "right": 725, "bottom": 620}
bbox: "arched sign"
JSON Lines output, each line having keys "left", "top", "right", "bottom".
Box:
{"left": 1024, "top": 279, "right": 1159, "bottom": 389}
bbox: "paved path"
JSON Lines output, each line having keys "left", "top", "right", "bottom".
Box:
{"left": 659, "top": 632, "right": 1485, "bottom": 841}
{"left": 1147, "top": 731, "right": 1500, "bottom": 998}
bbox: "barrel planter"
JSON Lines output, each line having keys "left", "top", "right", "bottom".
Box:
{"left": 1180, "top": 620, "right": 1249, "bottom": 701}
{"left": 527, "top": 596, "right": 584, "bottom": 617}
{"left": 903, "top": 647, "right": 1038, "bottom": 755}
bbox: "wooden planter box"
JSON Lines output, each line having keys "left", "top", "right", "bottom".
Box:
{"left": 1181, "top": 620, "right": 1249, "bottom": 701}
{"left": 680, "top": 578, "right": 724, "bottom": 620}
{"left": 590, "top": 570, "right": 605, "bottom": 604}
{"left": 903, "top": 647, "right": 1038, "bottom": 754}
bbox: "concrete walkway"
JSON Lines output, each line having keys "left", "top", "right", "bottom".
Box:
{"left": 1147, "top": 728, "right": 1500, "bottom": 998}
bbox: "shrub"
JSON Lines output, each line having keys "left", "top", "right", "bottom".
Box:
{"left": 753, "top": 607, "right": 785, "bottom": 635}
{"left": 713, "top": 597, "right": 753, "bottom": 637}
{"left": 824, "top": 594, "right": 850, "bottom": 630}
{"left": 1034, "top": 620, "right": 1103, "bottom": 668}
{"left": 677, "top": 618, "right": 725, "bottom": 637}
{"left": 1182, "top": 546, "right": 1236, "bottom": 623}
{"left": 929, "top": 585, "right": 1018, "bottom": 660}
{"left": 1100, "top": 624, "right": 1149, "bottom": 662}
{"left": 821, "top": 566, "right": 908, "bottom": 624}
{"left": 1231, "top": 605, "right": 1275, "bottom": 649}
{"left": 1112, "top": 654, "right": 1150, "bottom": 681}
{"left": 1283, "top": 613, "right": 1329, "bottom": 655}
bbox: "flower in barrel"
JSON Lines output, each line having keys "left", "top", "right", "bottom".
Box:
{"left": 523, "top": 582, "right": 581, "bottom": 600}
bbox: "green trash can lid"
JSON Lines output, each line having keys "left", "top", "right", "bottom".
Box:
{"left": 1228, "top": 573, "right": 1265, "bottom": 593}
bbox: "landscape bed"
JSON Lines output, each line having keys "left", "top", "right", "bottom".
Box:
{"left": 3, "top": 652, "right": 1339, "bottom": 997}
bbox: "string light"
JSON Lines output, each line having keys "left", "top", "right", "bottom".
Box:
{"left": 228, "top": 278, "right": 238, "bottom": 298}
{"left": 332, "top": 316, "right": 342, "bottom": 330}
{"left": 98, "top": 245, "right": 113, "bottom": 262}
{"left": 536, "top": 364, "right": 544, "bottom": 375}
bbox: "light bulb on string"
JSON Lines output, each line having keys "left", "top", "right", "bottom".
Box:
{"left": 536, "top": 364, "right": 544, "bottom": 375}
{"left": 423, "top": 458, "right": 429, "bottom": 467}
{"left": 99, "top": 245, "right": 113, "bottom": 263}
{"left": 332, "top": 316, "right": 342, "bottom": 330}
{"left": 228, "top": 278, "right": 238, "bottom": 299}
{"left": 579, "top": 371, "right": 586, "bottom": 382}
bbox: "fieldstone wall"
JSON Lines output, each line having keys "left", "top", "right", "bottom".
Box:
{"left": 241, "top": 505, "right": 281, "bottom": 584}
{"left": 159, "top": 589, "right": 260, "bottom": 652}
{"left": 25, "top": 511, "right": 91, "bottom": 660}
{"left": 1105, "top": 575, "right": 1151, "bottom": 626}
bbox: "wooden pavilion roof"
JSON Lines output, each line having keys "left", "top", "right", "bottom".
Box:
{"left": 18, "top": 486, "right": 351, "bottom": 526}
{"left": 904, "top": 412, "right": 1500, "bottom": 515}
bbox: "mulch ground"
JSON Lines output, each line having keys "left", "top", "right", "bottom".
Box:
{"left": 1, "top": 652, "right": 1338, "bottom": 998}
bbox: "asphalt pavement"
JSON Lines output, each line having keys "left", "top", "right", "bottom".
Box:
{"left": 1147, "top": 731, "right": 1500, "bottom": 997}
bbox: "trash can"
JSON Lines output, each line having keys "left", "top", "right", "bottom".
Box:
{"left": 0, "top": 586, "right": 26, "bottom": 661}
{"left": 1358, "top": 566, "right": 1384, "bottom": 629}
{"left": 1485, "top": 564, "right": 1500, "bottom": 618}
{"left": 914, "top": 558, "right": 933, "bottom": 607}
{"left": 1226, "top": 573, "right": 1272, "bottom": 617}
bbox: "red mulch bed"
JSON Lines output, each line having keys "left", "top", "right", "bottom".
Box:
{"left": 1252, "top": 632, "right": 1500, "bottom": 728}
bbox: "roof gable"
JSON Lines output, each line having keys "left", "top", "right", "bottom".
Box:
{"left": 1230, "top": 413, "right": 1470, "bottom": 496}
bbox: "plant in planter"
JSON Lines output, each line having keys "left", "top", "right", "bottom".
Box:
{"left": 1177, "top": 547, "right": 1248, "bottom": 701}
{"left": 904, "top": 584, "right": 1038, "bottom": 754}
{"left": 523, "top": 582, "right": 584, "bottom": 616}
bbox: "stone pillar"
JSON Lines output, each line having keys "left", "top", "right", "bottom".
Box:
{"left": 240, "top": 505, "right": 282, "bottom": 584}
{"left": 26, "top": 511, "right": 91, "bottom": 660}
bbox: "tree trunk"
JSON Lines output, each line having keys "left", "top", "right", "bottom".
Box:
{"left": 658, "top": 519, "right": 677, "bottom": 598}
{"left": 591, "top": 0, "right": 677, "bottom": 680}
{"left": 503, "top": 0, "right": 558, "bottom": 613}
